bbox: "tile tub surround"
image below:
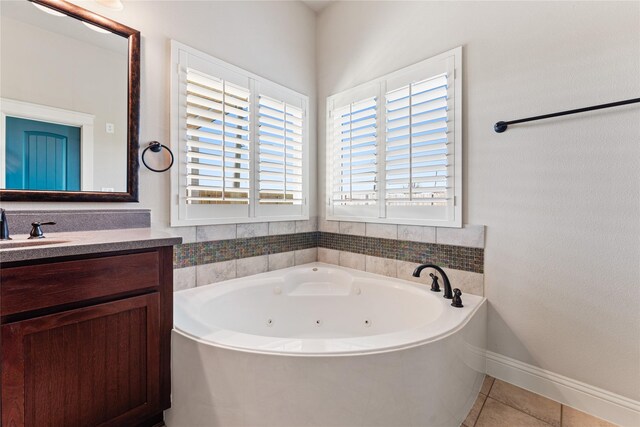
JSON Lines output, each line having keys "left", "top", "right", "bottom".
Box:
{"left": 315, "top": 222, "right": 485, "bottom": 296}
{"left": 464, "top": 376, "right": 619, "bottom": 427}
{"left": 173, "top": 221, "right": 485, "bottom": 295}
{"left": 174, "top": 230, "right": 484, "bottom": 273}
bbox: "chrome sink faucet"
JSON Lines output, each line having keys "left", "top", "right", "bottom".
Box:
{"left": 0, "top": 209, "right": 10, "bottom": 240}
{"left": 412, "top": 263, "right": 464, "bottom": 308}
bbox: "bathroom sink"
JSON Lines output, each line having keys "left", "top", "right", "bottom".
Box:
{"left": 0, "top": 239, "right": 69, "bottom": 249}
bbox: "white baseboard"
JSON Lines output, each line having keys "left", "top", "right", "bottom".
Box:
{"left": 485, "top": 351, "right": 640, "bottom": 427}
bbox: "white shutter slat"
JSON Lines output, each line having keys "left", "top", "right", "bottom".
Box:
{"left": 186, "top": 197, "right": 249, "bottom": 203}
{"left": 259, "top": 105, "right": 304, "bottom": 128}
{"left": 389, "top": 98, "right": 448, "bottom": 121}
{"left": 352, "top": 97, "right": 377, "bottom": 111}
{"left": 186, "top": 69, "right": 223, "bottom": 90}
{"left": 187, "top": 128, "right": 249, "bottom": 148}
{"left": 187, "top": 164, "right": 248, "bottom": 175}
{"left": 259, "top": 152, "right": 302, "bottom": 165}
{"left": 386, "top": 175, "right": 447, "bottom": 185}
{"left": 386, "top": 186, "right": 448, "bottom": 194}
{"left": 186, "top": 82, "right": 223, "bottom": 104}
{"left": 186, "top": 95, "right": 224, "bottom": 115}
{"left": 183, "top": 68, "right": 251, "bottom": 204}
{"left": 258, "top": 95, "right": 305, "bottom": 205}
{"left": 187, "top": 150, "right": 250, "bottom": 165}
{"left": 407, "top": 108, "right": 448, "bottom": 125}
{"left": 411, "top": 86, "right": 448, "bottom": 106}
{"left": 386, "top": 164, "right": 447, "bottom": 176}
{"left": 259, "top": 146, "right": 303, "bottom": 161}
{"left": 187, "top": 105, "right": 248, "bottom": 127}
{"left": 388, "top": 144, "right": 447, "bottom": 161}
{"left": 186, "top": 117, "right": 250, "bottom": 137}
{"left": 412, "top": 73, "right": 448, "bottom": 94}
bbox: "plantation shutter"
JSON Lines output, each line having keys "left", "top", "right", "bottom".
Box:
{"left": 258, "top": 95, "right": 304, "bottom": 205}
{"left": 326, "top": 46, "right": 461, "bottom": 227}
{"left": 185, "top": 68, "right": 251, "bottom": 204}
{"left": 384, "top": 73, "right": 450, "bottom": 206}
{"left": 171, "top": 41, "right": 310, "bottom": 226}
{"left": 331, "top": 97, "right": 378, "bottom": 206}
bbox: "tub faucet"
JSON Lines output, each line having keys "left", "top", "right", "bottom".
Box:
{"left": 412, "top": 264, "right": 453, "bottom": 299}
{"left": 0, "top": 209, "right": 10, "bottom": 240}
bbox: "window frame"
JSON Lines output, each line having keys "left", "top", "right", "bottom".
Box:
{"left": 325, "top": 46, "right": 462, "bottom": 228}
{"left": 170, "top": 40, "right": 310, "bottom": 227}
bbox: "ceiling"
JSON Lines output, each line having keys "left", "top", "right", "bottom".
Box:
{"left": 301, "top": 0, "right": 334, "bottom": 13}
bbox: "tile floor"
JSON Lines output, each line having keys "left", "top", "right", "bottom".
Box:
{"left": 463, "top": 376, "right": 619, "bottom": 427}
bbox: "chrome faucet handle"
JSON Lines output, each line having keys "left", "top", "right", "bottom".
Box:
{"left": 28, "top": 222, "right": 56, "bottom": 239}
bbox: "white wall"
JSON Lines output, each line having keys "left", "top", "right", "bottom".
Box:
{"left": 317, "top": 1, "right": 640, "bottom": 400}
{"left": 0, "top": 0, "right": 317, "bottom": 242}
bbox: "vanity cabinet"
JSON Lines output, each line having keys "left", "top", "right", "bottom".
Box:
{"left": 0, "top": 246, "right": 174, "bottom": 427}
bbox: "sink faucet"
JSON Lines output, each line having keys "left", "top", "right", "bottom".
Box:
{"left": 29, "top": 222, "right": 57, "bottom": 239}
{"left": 0, "top": 209, "right": 10, "bottom": 240}
{"left": 412, "top": 264, "right": 453, "bottom": 299}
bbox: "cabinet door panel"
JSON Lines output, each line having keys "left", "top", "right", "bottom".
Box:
{"left": 2, "top": 293, "right": 160, "bottom": 427}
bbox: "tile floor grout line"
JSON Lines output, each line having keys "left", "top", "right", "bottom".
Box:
{"left": 486, "top": 377, "right": 495, "bottom": 395}
{"left": 472, "top": 392, "right": 489, "bottom": 427}
{"left": 471, "top": 376, "right": 494, "bottom": 427}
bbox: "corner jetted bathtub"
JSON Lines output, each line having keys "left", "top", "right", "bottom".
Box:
{"left": 166, "top": 263, "right": 487, "bottom": 427}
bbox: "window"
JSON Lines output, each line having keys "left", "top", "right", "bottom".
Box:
{"left": 184, "top": 69, "right": 251, "bottom": 205}
{"left": 257, "top": 95, "right": 304, "bottom": 206}
{"left": 171, "top": 41, "right": 309, "bottom": 226}
{"left": 326, "top": 47, "right": 462, "bottom": 227}
{"left": 331, "top": 97, "right": 378, "bottom": 206}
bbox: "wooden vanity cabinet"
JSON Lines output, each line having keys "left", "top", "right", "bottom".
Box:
{"left": 0, "top": 246, "right": 174, "bottom": 427}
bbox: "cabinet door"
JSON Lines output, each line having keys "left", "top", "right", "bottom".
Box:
{"left": 1, "top": 293, "right": 160, "bottom": 427}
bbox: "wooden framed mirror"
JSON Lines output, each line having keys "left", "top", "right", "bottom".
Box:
{"left": 0, "top": 0, "right": 140, "bottom": 202}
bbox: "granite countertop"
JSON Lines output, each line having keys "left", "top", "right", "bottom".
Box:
{"left": 0, "top": 228, "right": 182, "bottom": 263}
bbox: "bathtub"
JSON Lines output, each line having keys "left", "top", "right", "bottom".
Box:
{"left": 166, "top": 262, "right": 487, "bottom": 427}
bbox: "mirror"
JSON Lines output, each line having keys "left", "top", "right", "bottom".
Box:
{"left": 0, "top": 0, "right": 139, "bottom": 202}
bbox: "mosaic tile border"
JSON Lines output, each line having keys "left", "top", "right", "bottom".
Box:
{"left": 174, "top": 232, "right": 318, "bottom": 268}
{"left": 317, "top": 232, "right": 484, "bottom": 273}
{"left": 174, "top": 231, "right": 483, "bottom": 273}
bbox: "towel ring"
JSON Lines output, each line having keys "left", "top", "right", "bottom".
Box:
{"left": 142, "top": 141, "right": 174, "bottom": 173}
